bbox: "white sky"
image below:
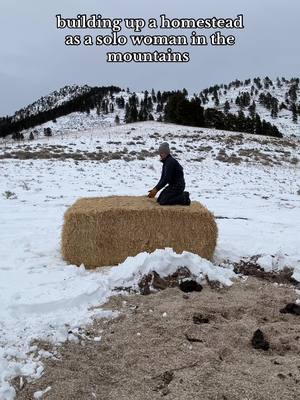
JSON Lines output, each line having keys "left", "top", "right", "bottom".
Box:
{"left": 0, "top": 0, "right": 299, "bottom": 116}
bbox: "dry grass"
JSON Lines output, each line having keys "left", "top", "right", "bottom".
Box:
{"left": 0, "top": 148, "right": 157, "bottom": 161}
{"left": 61, "top": 196, "right": 218, "bottom": 268}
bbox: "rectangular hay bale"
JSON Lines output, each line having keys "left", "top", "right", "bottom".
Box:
{"left": 61, "top": 196, "right": 218, "bottom": 268}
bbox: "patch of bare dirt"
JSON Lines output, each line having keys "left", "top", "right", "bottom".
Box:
{"left": 233, "top": 256, "right": 297, "bottom": 286}
{"left": 15, "top": 277, "right": 300, "bottom": 400}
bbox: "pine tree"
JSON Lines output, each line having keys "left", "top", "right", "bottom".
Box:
{"left": 115, "top": 115, "right": 120, "bottom": 124}
{"left": 116, "top": 96, "right": 125, "bottom": 109}
{"left": 254, "top": 114, "right": 263, "bottom": 135}
{"left": 156, "top": 103, "right": 163, "bottom": 113}
{"left": 224, "top": 100, "right": 230, "bottom": 115}
{"left": 214, "top": 95, "right": 220, "bottom": 107}
{"left": 151, "top": 88, "right": 157, "bottom": 103}
{"left": 271, "top": 99, "right": 278, "bottom": 118}
{"left": 164, "top": 92, "right": 204, "bottom": 127}
{"left": 212, "top": 88, "right": 219, "bottom": 106}
{"left": 264, "top": 76, "right": 273, "bottom": 89}
{"left": 291, "top": 103, "right": 298, "bottom": 123}
{"left": 44, "top": 127, "right": 52, "bottom": 137}
{"left": 144, "top": 90, "right": 149, "bottom": 109}
{"left": 248, "top": 101, "right": 256, "bottom": 119}
{"left": 125, "top": 99, "right": 138, "bottom": 123}
{"left": 138, "top": 106, "right": 148, "bottom": 122}
{"left": 182, "top": 88, "right": 188, "bottom": 97}
{"left": 289, "top": 85, "right": 298, "bottom": 103}
{"left": 276, "top": 77, "right": 282, "bottom": 88}
{"left": 157, "top": 91, "right": 162, "bottom": 103}
{"left": 254, "top": 77, "right": 262, "bottom": 90}
{"left": 147, "top": 97, "right": 153, "bottom": 112}
{"left": 200, "top": 94, "right": 206, "bottom": 105}
{"left": 124, "top": 103, "right": 130, "bottom": 123}
{"left": 238, "top": 110, "right": 246, "bottom": 129}
{"left": 130, "top": 104, "right": 138, "bottom": 122}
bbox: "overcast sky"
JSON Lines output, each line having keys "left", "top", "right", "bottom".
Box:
{"left": 0, "top": 0, "right": 299, "bottom": 117}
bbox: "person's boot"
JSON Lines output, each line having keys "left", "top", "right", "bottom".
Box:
{"left": 183, "top": 191, "right": 191, "bottom": 206}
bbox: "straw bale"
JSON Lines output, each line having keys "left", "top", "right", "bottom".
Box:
{"left": 61, "top": 196, "right": 218, "bottom": 268}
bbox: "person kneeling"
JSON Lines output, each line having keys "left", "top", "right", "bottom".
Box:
{"left": 148, "top": 142, "right": 190, "bottom": 206}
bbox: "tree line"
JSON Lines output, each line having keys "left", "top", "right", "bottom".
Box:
{"left": 0, "top": 86, "right": 121, "bottom": 139}
{"left": 163, "top": 91, "right": 282, "bottom": 138}
{"left": 1, "top": 81, "right": 293, "bottom": 139}
{"left": 120, "top": 89, "right": 282, "bottom": 137}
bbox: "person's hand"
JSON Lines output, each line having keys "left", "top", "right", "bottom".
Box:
{"left": 148, "top": 188, "right": 158, "bottom": 198}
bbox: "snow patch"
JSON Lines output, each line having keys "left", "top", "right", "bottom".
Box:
{"left": 0, "top": 248, "right": 234, "bottom": 399}
{"left": 33, "top": 386, "right": 51, "bottom": 399}
{"left": 256, "top": 251, "right": 297, "bottom": 278}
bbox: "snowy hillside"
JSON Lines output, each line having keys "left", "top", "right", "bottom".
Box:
{"left": 202, "top": 77, "right": 300, "bottom": 136}
{"left": 1, "top": 90, "right": 160, "bottom": 143}
{"left": 1, "top": 76, "right": 299, "bottom": 146}
{"left": 0, "top": 120, "right": 300, "bottom": 398}
{"left": 12, "top": 85, "right": 91, "bottom": 122}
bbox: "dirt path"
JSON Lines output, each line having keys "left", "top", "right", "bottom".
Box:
{"left": 16, "top": 277, "right": 300, "bottom": 400}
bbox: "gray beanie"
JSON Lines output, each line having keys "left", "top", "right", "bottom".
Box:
{"left": 158, "top": 142, "right": 170, "bottom": 154}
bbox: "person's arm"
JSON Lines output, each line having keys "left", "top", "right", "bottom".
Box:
{"left": 155, "top": 158, "right": 174, "bottom": 191}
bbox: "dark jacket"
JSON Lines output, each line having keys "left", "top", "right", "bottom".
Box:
{"left": 155, "top": 154, "right": 185, "bottom": 191}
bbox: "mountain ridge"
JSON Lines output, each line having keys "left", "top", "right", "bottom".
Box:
{"left": 1, "top": 76, "right": 299, "bottom": 139}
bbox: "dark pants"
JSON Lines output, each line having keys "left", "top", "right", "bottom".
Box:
{"left": 157, "top": 185, "right": 186, "bottom": 206}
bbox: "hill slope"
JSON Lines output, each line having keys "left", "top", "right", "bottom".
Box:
{"left": 0, "top": 120, "right": 299, "bottom": 398}
{"left": 201, "top": 77, "right": 300, "bottom": 136}
{"left": 0, "top": 77, "right": 299, "bottom": 143}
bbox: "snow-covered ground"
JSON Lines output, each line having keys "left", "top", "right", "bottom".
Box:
{"left": 0, "top": 121, "right": 300, "bottom": 399}
{"left": 1, "top": 90, "right": 156, "bottom": 144}
{"left": 3, "top": 77, "right": 299, "bottom": 149}
{"left": 205, "top": 80, "right": 300, "bottom": 137}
